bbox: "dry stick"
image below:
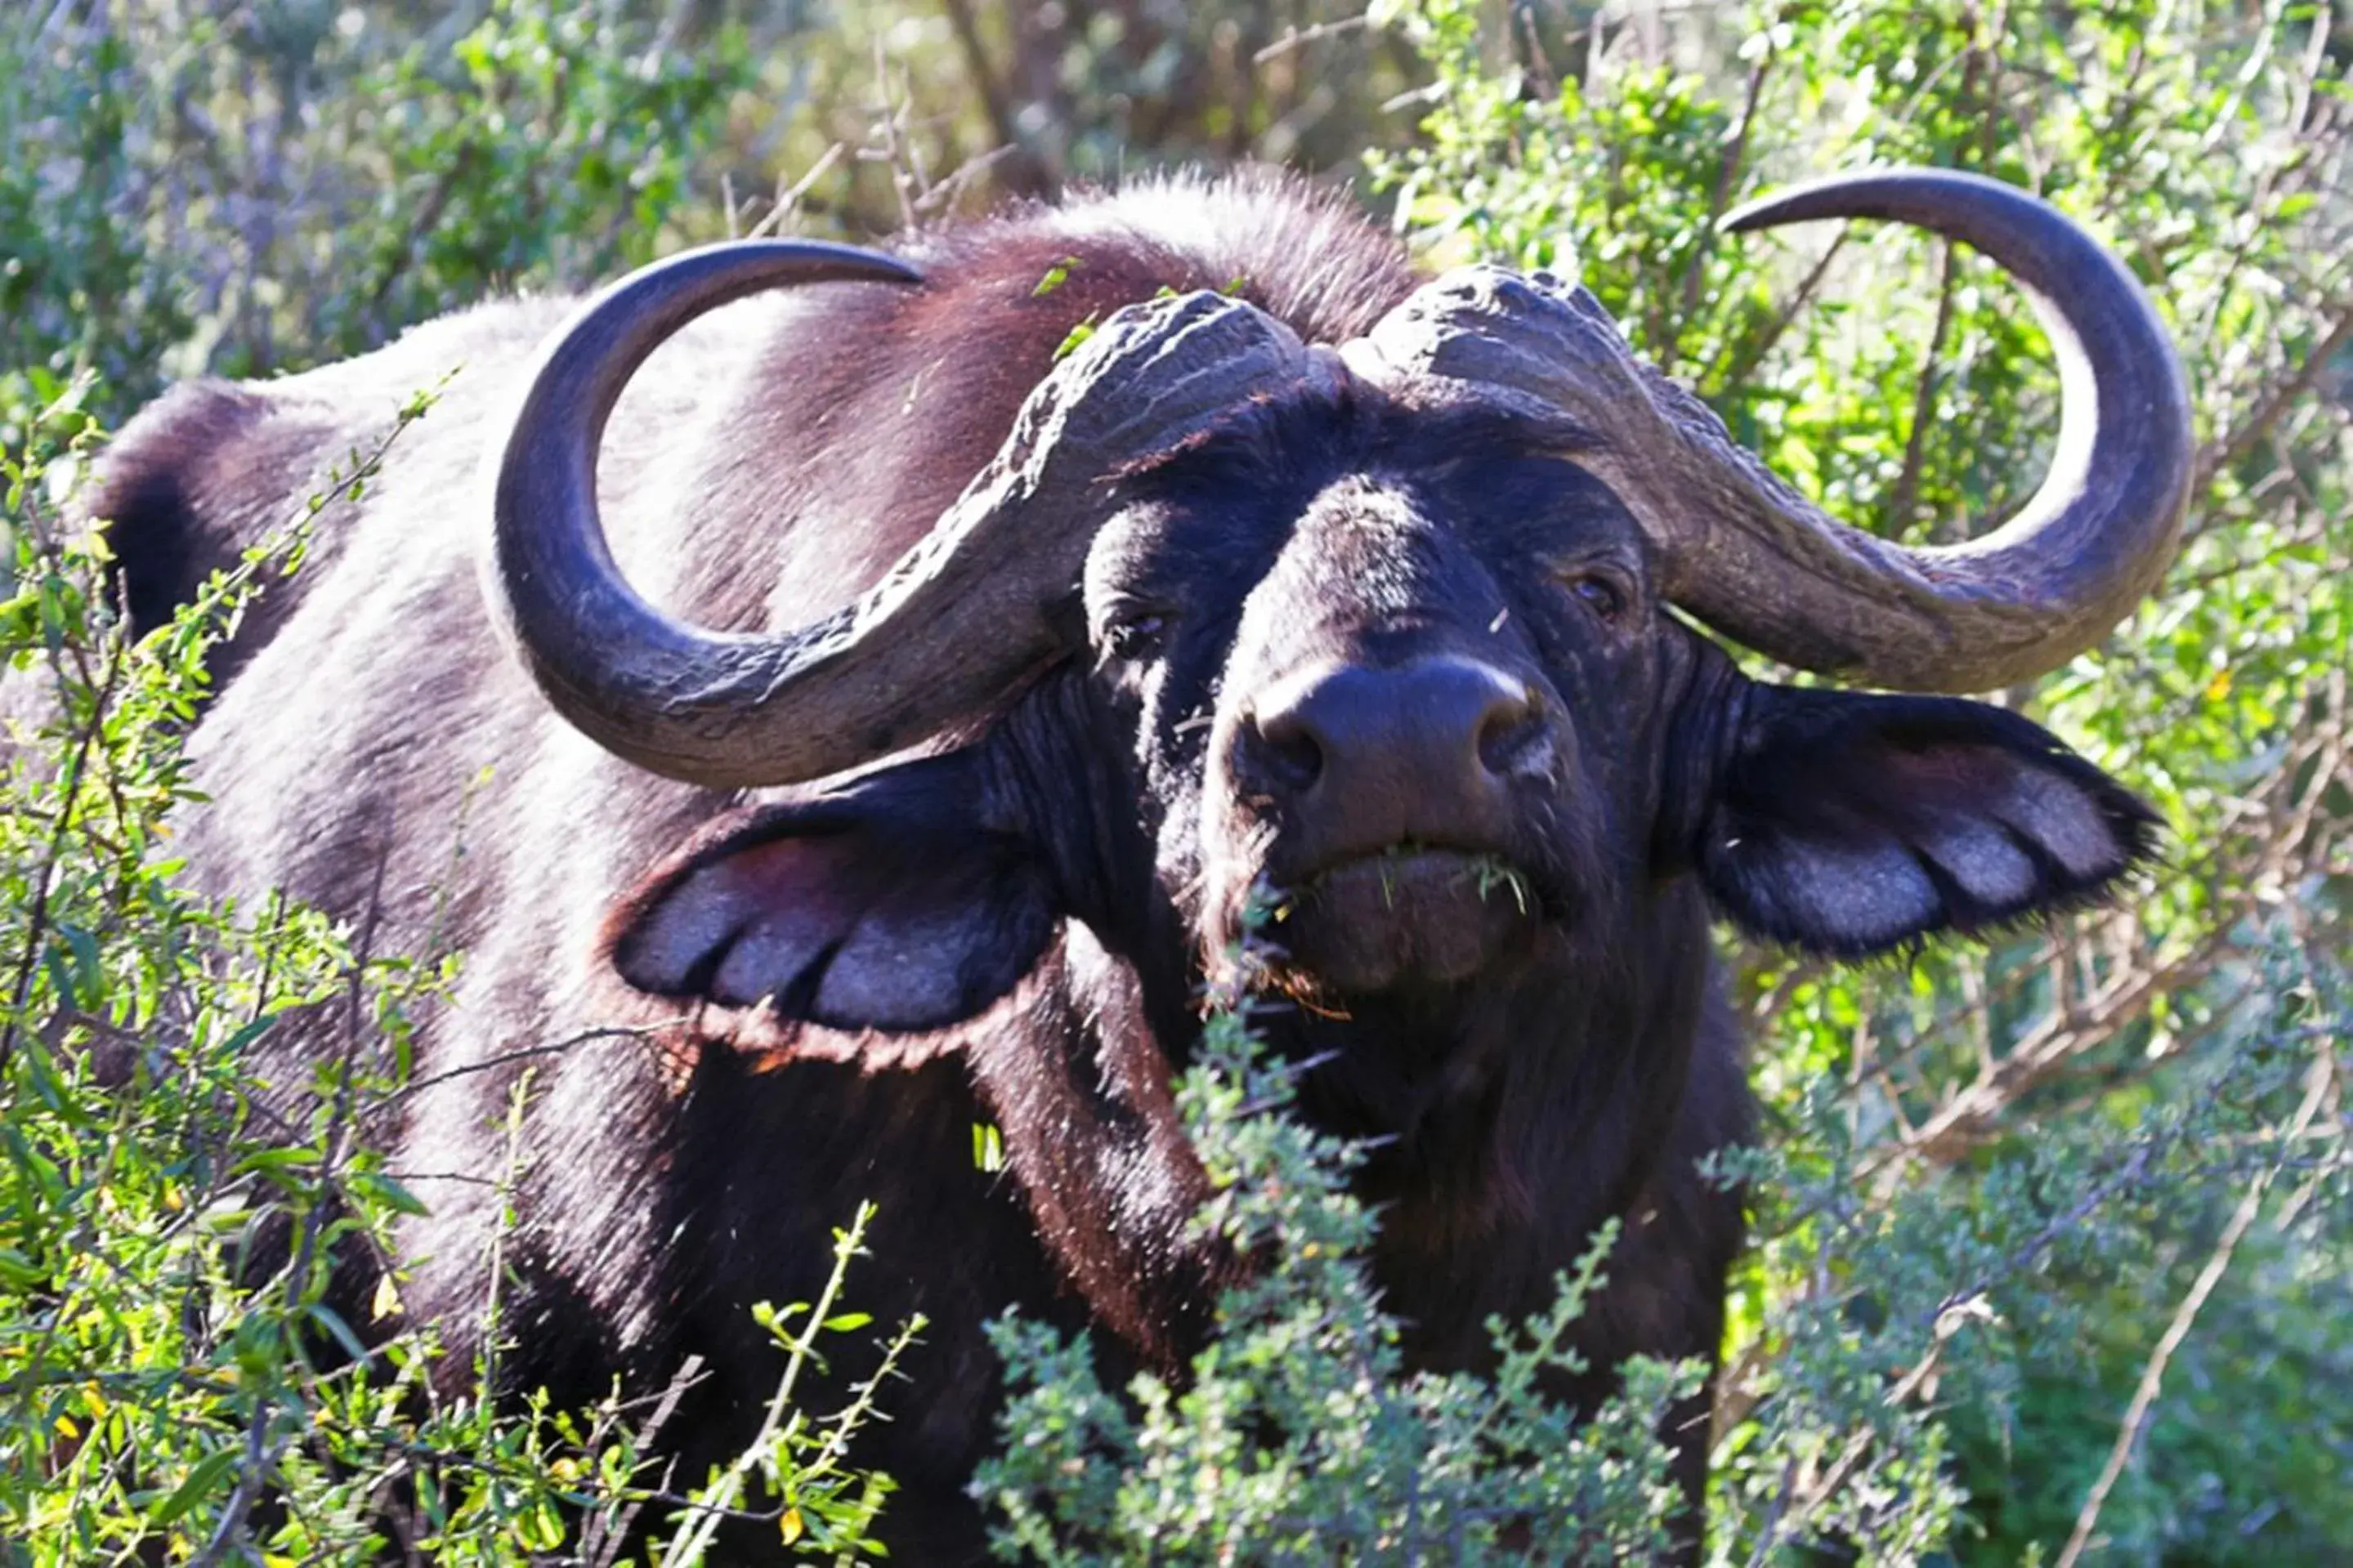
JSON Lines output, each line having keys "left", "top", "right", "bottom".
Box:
{"left": 1254, "top": 12, "right": 1367, "bottom": 64}
{"left": 0, "top": 632, "right": 123, "bottom": 1075}
{"left": 2194, "top": 300, "right": 2353, "bottom": 489}
{"left": 1515, "top": 2, "right": 1562, "bottom": 101}
{"left": 2203, "top": 0, "right": 2288, "bottom": 163}
{"left": 1722, "top": 712, "right": 2344, "bottom": 1406}
{"left": 2169, "top": 513, "right": 2335, "bottom": 596}
{"left": 2187, "top": 117, "right": 2300, "bottom": 350}
{"left": 1740, "top": 1456, "right": 1801, "bottom": 1568}
{"left": 1889, "top": 235, "right": 1962, "bottom": 540}
{"left": 26, "top": 0, "right": 81, "bottom": 47}
{"left": 2054, "top": 1053, "right": 2334, "bottom": 1568}
{"left": 1699, "top": 223, "right": 1848, "bottom": 399}
{"left": 190, "top": 851, "right": 388, "bottom": 1568}
{"left": 745, "top": 141, "right": 847, "bottom": 239}
{"left": 581, "top": 1355, "right": 705, "bottom": 1568}
{"left": 1776, "top": 1321, "right": 1969, "bottom": 1547}
{"left": 1713, "top": 1133, "right": 2168, "bottom": 1438}
{"left": 1859, "top": 708, "right": 2342, "bottom": 1186}
{"left": 1744, "top": 1131, "right": 2164, "bottom": 1556}
{"left": 1758, "top": 836, "right": 2284, "bottom": 1258}
{"left": 1899, "top": 12, "right": 2003, "bottom": 538}
{"left": 1671, "top": 38, "right": 1774, "bottom": 368}
{"left": 1868, "top": 673, "right": 2337, "bottom": 1110}
{"left": 371, "top": 1023, "right": 662, "bottom": 1112}
{"left": 861, "top": 41, "right": 930, "bottom": 234}
{"left": 913, "top": 143, "right": 1020, "bottom": 221}
{"left": 7, "top": 393, "right": 435, "bottom": 1552}
{"left": 1868, "top": 933, "right": 2225, "bottom": 1188}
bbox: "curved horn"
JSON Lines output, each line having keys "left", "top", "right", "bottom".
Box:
{"left": 1351, "top": 169, "right": 2193, "bottom": 692}
{"left": 485, "top": 241, "right": 1319, "bottom": 787}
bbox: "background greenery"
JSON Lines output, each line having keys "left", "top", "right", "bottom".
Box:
{"left": 1, "top": 0, "right": 2346, "bottom": 1561}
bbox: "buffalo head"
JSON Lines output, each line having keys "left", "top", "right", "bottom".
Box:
{"left": 481, "top": 171, "right": 2181, "bottom": 1045}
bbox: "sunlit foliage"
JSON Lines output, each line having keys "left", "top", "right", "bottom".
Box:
{"left": 0, "top": 0, "right": 2345, "bottom": 1561}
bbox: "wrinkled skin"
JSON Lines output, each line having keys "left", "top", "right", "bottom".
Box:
{"left": 83, "top": 172, "right": 2156, "bottom": 1562}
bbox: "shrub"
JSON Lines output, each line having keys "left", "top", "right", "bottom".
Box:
{"left": 980, "top": 977, "right": 1698, "bottom": 1563}
{"left": 0, "top": 382, "right": 914, "bottom": 1562}
{"left": 2, "top": 2, "right": 2346, "bottom": 1561}
{"left": 1368, "top": 0, "right": 2353, "bottom": 1558}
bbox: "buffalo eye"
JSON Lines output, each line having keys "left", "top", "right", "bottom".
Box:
{"left": 1559, "top": 570, "right": 1629, "bottom": 623}
{"left": 1101, "top": 609, "right": 1170, "bottom": 662}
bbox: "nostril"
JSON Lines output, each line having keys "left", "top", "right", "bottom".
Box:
{"left": 1475, "top": 686, "right": 1548, "bottom": 775}
{"left": 1250, "top": 708, "right": 1326, "bottom": 793}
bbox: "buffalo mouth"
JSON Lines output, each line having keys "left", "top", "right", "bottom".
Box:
{"left": 1259, "top": 844, "right": 1545, "bottom": 996}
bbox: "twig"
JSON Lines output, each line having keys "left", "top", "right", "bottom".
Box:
{"left": 581, "top": 1355, "right": 704, "bottom": 1568}
{"left": 194, "top": 847, "right": 387, "bottom": 1566}
{"left": 192, "top": 1392, "right": 284, "bottom": 1568}
{"left": 1255, "top": 14, "right": 1370, "bottom": 64}
{"left": 2195, "top": 299, "right": 2353, "bottom": 488}
{"left": 0, "top": 637, "right": 119, "bottom": 1074}
{"left": 656, "top": 1204, "right": 897, "bottom": 1565}
{"left": 911, "top": 143, "right": 1018, "bottom": 220}
{"left": 364, "top": 141, "right": 478, "bottom": 322}
{"left": 370, "top": 1023, "right": 661, "bottom": 1114}
{"left": 2055, "top": 1052, "right": 2333, "bottom": 1567}
{"left": 1888, "top": 236, "right": 1962, "bottom": 538}
{"left": 1700, "top": 224, "right": 1849, "bottom": 397}
{"left": 1671, "top": 34, "right": 1775, "bottom": 369}
{"left": 746, "top": 141, "right": 848, "bottom": 239}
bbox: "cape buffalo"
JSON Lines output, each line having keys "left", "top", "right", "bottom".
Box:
{"left": 87, "top": 167, "right": 2187, "bottom": 1558}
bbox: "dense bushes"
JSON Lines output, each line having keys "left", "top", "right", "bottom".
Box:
{"left": 2, "top": 0, "right": 2346, "bottom": 1561}
{"left": 1359, "top": 0, "right": 2353, "bottom": 1557}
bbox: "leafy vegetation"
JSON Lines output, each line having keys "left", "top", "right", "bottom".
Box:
{"left": 1366, "top": 0, "right": 2352, "bottom": 1558}
{"left": 1, "top": 0, "right": 2346, "bottom": 1562}
{"left": 0, "top": 385, "right": 913, "bottom": 1561}
{"left": 980, "top": 951, "right": 1698, "bottom": 1564}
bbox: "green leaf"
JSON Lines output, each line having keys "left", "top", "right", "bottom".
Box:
{"left": 150, "top": 1447, "right": 241, "bottom": 1525}
{"left": 513, "top": 1492, "right": 566, "bottom": 1551}
{"left": 1050, "top": 316, "right": 1098, "bottom": 363}
{"left": 348, "top": 1169, "right": 432, "bottom": 1218}
{"left": 306, "top": 1302, "right": 371, "bottom": 1364}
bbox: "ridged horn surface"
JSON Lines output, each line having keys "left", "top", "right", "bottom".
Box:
{"left": 1349, "top": 169, "right": 2192, "bottom": 691}
{"left": 485, "top": 241, "right": 1319, "bottom": 785}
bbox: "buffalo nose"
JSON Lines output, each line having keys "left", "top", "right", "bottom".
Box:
{"left": 1246, "top": 655, "right": 1550, "bottom": 799}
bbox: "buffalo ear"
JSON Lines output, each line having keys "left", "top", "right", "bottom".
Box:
{"left": 1693, "top": 687, "right": 2158, "bottom": 958}
{"left": 605, "top": 748, "right": 1058, "bottom": 1033}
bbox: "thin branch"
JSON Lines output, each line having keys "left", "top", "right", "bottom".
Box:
{"left": 370, "top": 1023, "right": 661, "bottom": 1114}
{"left": 2195, "top": 299, "right": 2353, "bottom": 488}
{"left": 580, "top": 1356, "right": 703, "bottom": 1567}
{"left": 1255, "top": 12, "right": 1368, "bottom": 64}
{"left": 1671, "top": 35, "right": 1774, "bottom": 369}
{"left": 745, "top": 141, "right": 847, "bottom": 239}
{"left": 1700, "top": 225, "right": 1849, "bottom": 397}
{"left": 363, "top": 141, "right": 478, "bottom": 324}
{"left": 0, "top": 630, "right": 123, "bottom": 1074}
{"left": 2055, "top": 1052, "right": 2333, "bottom": 1567}
{"left": 1889, "top": 237, "right": 1962, "bottom": 538}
